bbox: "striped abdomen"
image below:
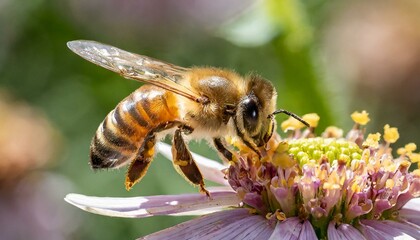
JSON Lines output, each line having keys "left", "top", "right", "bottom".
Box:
{"left": 90, "top": 85, "right": 180, "bottom": 169}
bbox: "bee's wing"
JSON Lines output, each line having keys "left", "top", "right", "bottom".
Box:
{"left": 67, "top": 40, "right": 204, "bottom": 103}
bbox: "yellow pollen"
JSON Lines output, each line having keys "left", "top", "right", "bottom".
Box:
{"left": 361, "top": 149, "right": 371, "bottom": 162}
{"left": 323, "top": 171, "right": 341, "bottom": 190}
{"left": 383, "top": 158, "right": 397, "bottom": 172}
{"left": 384, "top": 124, "right": 400, "bottom": 144}
{"left": 275, "top": 211, "right": 286, "bottom": 221}
{"left": 413, "top": 169, "right": 420, "bottom": 177}
{"left": 281, "top": 116, "right": 305, "bottom": 131}
{"left": 362, "top": 133, "right": 381, "bottom": 148}
{"left": 351, "top": 181, "right": 361, "bottom": 193}
{"left": 227, "top": 136, "right": 249, "bottom": 153}
{"left": 351, "top": 110, "right": 370, "bottom": 125}
{"left": 399, "top": 143, "right": 419, "bottom": 161}
{"left": 302, "top": 113, "right": 320, "bottom": 128}
{"left": 405, "top": 143, "right": 417, "bottom": 152}
{"left": 409, "top": 153, "right": 420, "bottom": 163}
{"left": 277, "top": 141, "right": 289, "bottom": 152}
{"left": 386, "top": 179, "right": 395, "bottom": 189}
{"left": 266, "top": 210, "right": 286, "bottom": 221}
{"left": 397, "top": 148, "right": 406, "bottom": 155}
{"left": 317, "top": 168, "right": 328, "bottom": 182}
{"left": 273, "top": 141, "right": 296, "bottom": 168}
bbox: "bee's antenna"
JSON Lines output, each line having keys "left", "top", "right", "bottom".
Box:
{"left": 269, "top": 109, "right": 310, "bottom": 127}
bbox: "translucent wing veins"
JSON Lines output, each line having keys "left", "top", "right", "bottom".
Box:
{"left": 67, "top": 40, "right": 207, "bottom": 103}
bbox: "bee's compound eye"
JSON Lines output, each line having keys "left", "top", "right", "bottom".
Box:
{"left": 242, "top": 98, "right": 259, "bottom": 131}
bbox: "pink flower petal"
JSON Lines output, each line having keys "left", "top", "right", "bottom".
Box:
{"left": 328, "top": 222, "right": 365, "bottom": 240}
{"left": 269, "top": 217, "right": 316, "bottom": 240}
{"left": 360, "top": 219, "right": 420, "bottom": 240}
{"left": 65, "top": 190, "right": 240, "bottom": 218}
{"left": 140, "top": 208, "right": 274, "bottom": 240}
{"left": 157, "top": 142, "right": 229, "bottom": 186}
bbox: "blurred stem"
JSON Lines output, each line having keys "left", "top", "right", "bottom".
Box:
{"left": 266, "top": 0, "right": 333, "bottom": 127}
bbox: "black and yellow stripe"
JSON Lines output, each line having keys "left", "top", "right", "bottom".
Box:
{"left": 89, "top": 85, "right": 180, "bottom": 169}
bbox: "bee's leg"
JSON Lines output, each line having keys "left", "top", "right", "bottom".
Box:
{"left": 125, "top": 121, "right": 180, "bottom": 190}
{"left": 213, "top": 137, "right": 234, "bottom": 162}
{"left": 172, "top": 128, "right": 210, "bottom": 197}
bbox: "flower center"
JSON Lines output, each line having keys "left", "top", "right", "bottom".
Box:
{"left": 227, "top": 124, "right": 419, "bottom": 239}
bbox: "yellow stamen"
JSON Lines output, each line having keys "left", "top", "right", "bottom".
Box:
{"left": 362, "top": 133, "right": 381, "bottom": 148}
{"left": 281, "top": 117, "right": 305, "bottom": 131}
{"left": 386, "top": 179, "right": 395, "bottom": 189}
{"left": 405, "top": 143, "right": 417, "bottom": 152}
{"left": 383, "top": 158, "right": 397, "bottom": 172}
{"left": 397, "top": 148, "right": 405, "bottom": 155}
{"left": 323, "top": 171, "right": 341, "bottom": 190}
{"left": 351, "top": 180, "right": 361, "bottom": 193}
{"left": 383, "top": 124, "right": 400, "bottom": 144}
{"left": 273, "top": 142, "right": 296, "bottom": 168}
{"left": 322, "top": 126, "right": 343, "bottom": 138}
{"left": 412, "top": 169, "right": 420, "bottom": 177}
{"left": 275, "top": 210, "right": 286, "bottom": 221}
{"left": 351, "top": 110, "right": 370, "bottom": 125}
{"left": 302, "top": 113, "right": 320, "bottom": 128}
{"left": 409, "top": 153, "right": 420, "bottom": 163}
{"left": 399, "top": 143, "right": 417, "bottom": 156}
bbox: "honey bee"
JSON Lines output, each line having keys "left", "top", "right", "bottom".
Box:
{"left": 67, "top": 40, "right": 308, "bottom": 196}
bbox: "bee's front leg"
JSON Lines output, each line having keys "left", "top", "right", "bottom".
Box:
{"left": 213, "top": 137, "right": 234, "bottom": 163}
{"left": 172, "top": 127, "right": 210, "bottom": 197}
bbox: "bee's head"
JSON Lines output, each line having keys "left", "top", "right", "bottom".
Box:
{"left": 234, "top": 75, "right": 277, "bottom": 150}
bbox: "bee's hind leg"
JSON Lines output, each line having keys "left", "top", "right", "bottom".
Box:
{"left": 125, "top": 121, "right": 180, "bottom": 190}
{"left": 172, "top": 127, "right": 210, "bottom": 197}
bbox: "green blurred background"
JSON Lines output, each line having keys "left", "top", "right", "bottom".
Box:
{"left": 0, "top": 0, "right": 419, "bottom": 239}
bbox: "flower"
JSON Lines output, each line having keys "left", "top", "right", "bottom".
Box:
{"left": 65, "top": 111, "right": 420, "bottom": 239}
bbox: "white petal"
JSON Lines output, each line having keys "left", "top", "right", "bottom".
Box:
{"left": 328, "top": 222, "right": 365, "bottom": 240}
{"left": 300, "top": 220, "right": 318, "bottom": 240}
{"left": 157, "top": 142, "right": 229, "bottom": 186}
{"left": 360, "top": 220, "right": 419, "bottom": 240}
{"left": 327, "top": 222, "right": 341, "bottom": 240}
{"left": 401, "top": 198, "right": 420, "bottom": 210}
{"left": 65, "top": 190, "right": 240, "bottom": 218}
{"left": 400, "top": 209, "right": 420, "bottom": 226}
{"left": 356, "top": 222, "right": 390, "bottom": 240}
{"left": 268, "top": 218, "right": 317, "bottom": 240}
{"left": 140, "top": 208, "right": 274, "bottom": 240}
{"left": 400, "top": 198, "right": 420, "bottom": 225}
